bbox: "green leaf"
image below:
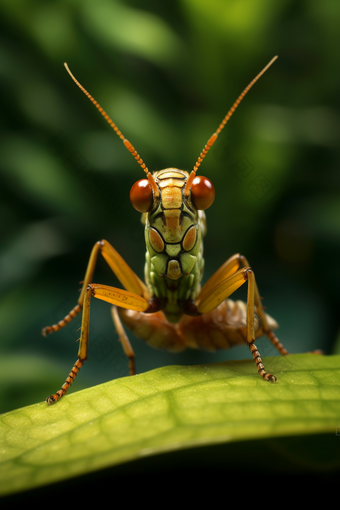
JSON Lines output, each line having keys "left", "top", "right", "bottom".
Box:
{"left": 1, "top": 353, "right": 340, "bottom": 496}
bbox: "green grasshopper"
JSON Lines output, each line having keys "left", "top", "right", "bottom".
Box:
{"left": 43, "top": 56, "right": 289, "bottom": 405}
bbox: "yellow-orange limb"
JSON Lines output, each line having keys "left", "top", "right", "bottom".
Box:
{"left": 197, "top": 253, "right": 241, "bottom": 306}
{"left": 46, "top": 287, "right": 91, "bottom": 404}
{"left": 248, "top": 341, "right": 277, "bottom": 383}
{"left": 246, "top": 269, "right": 276, "bottom": 382}
{"left": 196, "top": 268, "right": 249, "bottom": 314}
{"left": 111, "top": 305, "right": 136, "bottom": 375}
{"left": 46, "top": 282, "right": 147, "bottom": 403}
{"left": 195, "top": 254, "right": 280, "bottom": 382}
{"left": 197, "top": 253, "right": 288, "bottom": 356}
{"left": 238, "top": 255, "right": 288, "bottom": 356}
{"left": 89, "top": 284, "right": 149, "bottom": 311}
{"left": 77, "top": 283, "right": 148, "bottom": 363}
{"left": 46, "top": 359, "right": 84, "bottom": 405}
{"left": 42, "top": 239, "right": 149, "bottom": 336}
{"left": 79, "top": 240, "right": 150, "bottom": 304}
{"left": 246, "top": 268, "right": 255, "bottom": 344}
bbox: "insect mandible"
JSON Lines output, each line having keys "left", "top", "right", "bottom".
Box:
{"left": 43, "top": 56, "right": 289, "bottom": 405}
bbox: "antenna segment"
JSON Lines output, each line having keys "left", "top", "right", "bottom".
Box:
{"left": 185, "top": 56, "right": 278, "bottom": 195}
{"left": 64, "top": 63, "right": 150, "bottom": 177}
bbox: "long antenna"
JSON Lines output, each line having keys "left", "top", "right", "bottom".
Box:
{"left": 64, "top": 63, "right": 159, "bottom": 196}
{"left": 185, "top": 56, "right": 278, "bottom": 195}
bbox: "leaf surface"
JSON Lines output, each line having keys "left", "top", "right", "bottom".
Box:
{"left": 1, "top": 353, "right": 340, "bottom": 496}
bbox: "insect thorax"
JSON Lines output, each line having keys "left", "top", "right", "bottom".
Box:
{"left": 143, "top": 169, "right": 205, "bottom": 323}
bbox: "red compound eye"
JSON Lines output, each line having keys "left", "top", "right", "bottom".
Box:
{"left": 130, "top": 179, "right": 153, "bottom": 212}
{"left": 190, "top": 176, "right": 215, "bottom": 210}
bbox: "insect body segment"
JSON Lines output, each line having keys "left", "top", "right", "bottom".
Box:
{"left": 43, "top": 57, "right": 289, "bottom": 405}
{"left": 143, "top": 168, "right": 207, "bottom": 323}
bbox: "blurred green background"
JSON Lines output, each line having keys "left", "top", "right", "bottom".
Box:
{"left": 0, "top": 0, "right": 339, "bottom": 414}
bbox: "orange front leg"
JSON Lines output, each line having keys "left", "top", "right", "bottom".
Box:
{"left": 238, "top": 255, "right": 288, "bottom": 356}
{"left": 44, "top": 239, "right": 150, "bottom": 405}
{"left": 198, "top": 253, "right": 288, "bottom": 355}
{"left": 46, "top": 283, "right": 149, "bottom": 404}
{"left": 42, "top": 239, "right": 149, "bottom": 336}
{"left": 195, "top": 255, "right": 282, "bottom": 382}
{"left": 245, "top": 269, "right": 277, "bottom": 382}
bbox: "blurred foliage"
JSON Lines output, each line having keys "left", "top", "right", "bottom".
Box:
{"left": 0, "top": 0, "right": 339, "bottom": 417}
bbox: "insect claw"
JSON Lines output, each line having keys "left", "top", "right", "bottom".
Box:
{"left": 46, "top": 395, "right": 57, "bottom": 405}
{"left": 42, "top": 326, "right": 54, "bottom": 336}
